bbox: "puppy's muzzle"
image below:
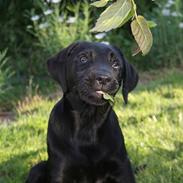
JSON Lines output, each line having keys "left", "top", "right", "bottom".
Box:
{"left": 93, "top": 69, "right": 118, "bottom": 94}
{"left": 96, "top": 74, "right": 112, "bottom": 87}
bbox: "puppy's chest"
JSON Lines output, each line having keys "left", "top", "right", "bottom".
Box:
{"left": 70, "top": 111, "right": 114, "bottom": 163}
{"left": 71, "top": 111, "right": 107, "bottom": 159}
{"left": 72, "top": 111, "right": 99, "bottom": 144}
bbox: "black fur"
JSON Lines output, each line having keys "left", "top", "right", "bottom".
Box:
{"left": 26, "top": 41, "right": 138, "bottom": 183}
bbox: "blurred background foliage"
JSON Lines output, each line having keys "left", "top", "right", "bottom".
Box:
{"left": 0, "top": 0, "right": 183, "bottom": 111}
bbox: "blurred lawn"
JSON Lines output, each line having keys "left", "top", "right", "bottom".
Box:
{"left": 0, "top": 69, "right": 183, "bottom": 183}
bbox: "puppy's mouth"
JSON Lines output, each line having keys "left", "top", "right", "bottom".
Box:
{"left": 78, "top": 88, "right": 117, "bottom": 106}
{"left": 95, "top": 90, "right": 104, "bottom": 98}
{"left": 77, "top": 78, "right": 119, "bottom": 106}
{"left": 95, "top": 91, "right": 114, "bottom": 104}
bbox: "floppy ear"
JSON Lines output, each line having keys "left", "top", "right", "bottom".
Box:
{"left": 47, "top": 42, "right": 79, "bottom": 93}
{"left": 122, "top": 57, "right": 139, "bottom": 104}
{"left": 111, "top": 46, "right": 138, "bottom": 104}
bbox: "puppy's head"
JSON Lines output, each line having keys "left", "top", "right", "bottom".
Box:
{"left": 47, "top": 41, "right": 138, "bottom": 106}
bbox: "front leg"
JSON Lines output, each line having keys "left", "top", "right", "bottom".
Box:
{"left": 105, "top": 158, "right": 135, "bottom": 183}
{"left": 47, "top": 156, "right": 64, "bottom": 183}
{"left": 48, "top": 152, "right": 89, "bottom": 183}
{"left": 48, "top": 159, "right": 87, "bottom": 183}
{"left": 118, "top": 157, "right": 136, "bottom": 183}
{"left": 96, "top": 157, "right": 136, "bottom": 183}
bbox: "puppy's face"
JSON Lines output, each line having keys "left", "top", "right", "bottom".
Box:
{"left": 47, "top": 42, "right": 138, "bottom": 106}
{"left": 69, "top": 43, "right": 122, "bottom": 105}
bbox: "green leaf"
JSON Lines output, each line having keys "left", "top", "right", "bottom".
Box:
{"left": 96, "top": 91, "right": 114, "bottom": 105}
{"left": 119, "top": 8, "right": 134, "bottom": 27}
{"left": 131, "top": 15, "right": 153, "bottom": 55}
{"left": 90, "top": 0, "right": 133, "bottom": 32}
{"left": 103, "top": 93, "right": 114, "bottom": 105}
{"left": 147, "top": 20, "right": 157, "bottom": 28}
{"left": 132, "top": 43, "right": 141, "bottom": 56}
{"left": 91, "top": 0, "right": 110, "bottom": 8}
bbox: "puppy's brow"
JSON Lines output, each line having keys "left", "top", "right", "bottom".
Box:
{"left": 78, "top": 51, "right": 88, "bottom": 57}
{"left": 78, "top": 50, "right": 94, "bottom": 58}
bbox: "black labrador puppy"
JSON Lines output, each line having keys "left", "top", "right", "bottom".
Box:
{"left": 26, "top": 41, "right": 138, "bottom": 183}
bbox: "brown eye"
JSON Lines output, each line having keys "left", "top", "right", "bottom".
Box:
{"left": 112, "top": 61, "right": 119, "bottom": 69}
{"left": 80, "top": 56, "right": 88, "bottom": 64}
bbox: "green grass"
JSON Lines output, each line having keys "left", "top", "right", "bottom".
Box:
{"left": 0, "top": 69, "right": 183, "bottom": 183}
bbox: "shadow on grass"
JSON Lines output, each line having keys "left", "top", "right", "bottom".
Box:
{"left": 0, "top": 148, "right": 46, "bottom": 183}
{"left": 129, "top": 140, "right": 183, "bottom": 183}
{"left": 122, "top": 103, "right": 183, "bottom": 127}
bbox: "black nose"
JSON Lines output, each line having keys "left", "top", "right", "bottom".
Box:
{"left": 96, "top": 75, "right": 112, "bottom": 86}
